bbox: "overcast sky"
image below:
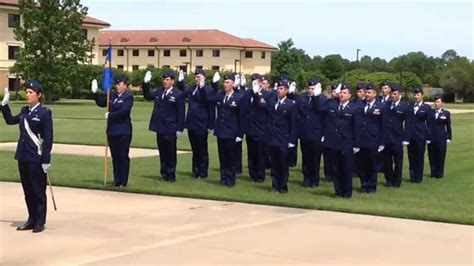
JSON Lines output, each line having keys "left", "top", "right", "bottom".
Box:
{"left": 82, "top": 0, "right": 473, "bottom": 61}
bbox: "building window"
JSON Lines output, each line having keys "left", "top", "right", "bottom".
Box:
{"left": 180, "top": 49, "right": 187, "bottom": 57}
{"left": 179, "top": 65, "right": 187, "bottom": 73}
{"left": 8, "top": 46, "right": 19, "bottom": 60}
{"left": 196, "top": 49, "right": 204, "bottom": 57}
{"left": 195, "top": 65, "right": 203, "bottom": 70}
{"left": 212, "top": 49, "right": 220, "bottom": 57}
{"left": 245, "top": 51, "right": 253, "bottom": 58}
{"left": 163, "top": 50, "right": 171, "bottom": 57}
{"left": 117, "top": 65, "right": 124, "bottom": 70}
{"left": 148, "top": 49, "right": 155, "bottom": 57}
{"left": 212, "top": 65, "right": 220, "bottom": 71}
{"left": 261, "top": 51, "right": 266, "bottom": 59}
{"left": 8, "top": 14, "right": 20, "bottom": 28}
{"left": 9, "top": 78, "right": 19, "bottom": 91}
{"left": 117, "top": 49, "right": 124, "bottom": 56}
{"left": 147, "top": 64, "right": 155, "bottom": 68}
{"left": 81, "top": 29, "right": 88, "bottom": 39}
{"left": 132, "top": 65, "right": 139, "bottom": 71}
{"left": 102, "top": 49, "right": 108, "bottom": 56}
{"left": 132, "top": 49, "right": 139, "bottom": 56}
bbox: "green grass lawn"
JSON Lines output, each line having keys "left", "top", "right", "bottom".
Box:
{"left": 1, "top": 100, "right": 473, "bottom": 225}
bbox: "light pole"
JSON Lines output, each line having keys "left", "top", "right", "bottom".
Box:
{"left": 356, "top": 48, "right": 361, "bottom": 63}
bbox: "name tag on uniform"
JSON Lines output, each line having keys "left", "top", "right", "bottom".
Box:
{"left": 440, "top": 116, "right": 447, "bottom": 120}
{"left": 397, "top": 111, "right": 404, "bottom": 114}
{"left": 330, "top": 110, "right": 335, "bottom": 113}
{"left": 373, "top": 109, "right": 381, "bottom": 115}
{"left": 230, "top": 101, "right": 237, "bottom": 107}
{"left": 259, "top": 98, "right": 266, "bottom": 103}
{"left": 32, "top": 117, "right": 41, "bottom": 121}
{"left": 169, "top": 96, "right": 176, "bottom": 102}
{"left": 344, "top": 113, "right": 353, "bottom": 117}
{"left": 117, "top": 100, "right": 124, "bottom": 103}
{"left": 420, "top": 110, "right": 425, "bottom": 113}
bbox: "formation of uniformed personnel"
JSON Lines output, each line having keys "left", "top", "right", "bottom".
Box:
{"left": 322, "top": 84, "right": 340, "bottom": 182}
{"left": 177, "top": 69, "right": 216, "bottom": 179}
{"left": 91, "top": 75, "right": 134, "bottom": 187}
{"left": 406, "top": 87, "right": 431, "bottom": 183}
{"left": 232, "top": 74, "right": 246, "bottom": 175}
{"left": 319, "top": 83, "right": 361, "bottom": 198}
{"left": 208, "top": 73, "right": 245, "bottom": 187}
{"left": 427, "top": 95, "right": 452, "bottom": 179}
{"left": 142, "top": 69, "right": 185, "bottom": 182}
{"left": 382, "top": 83, "right": 410, "bottom": 187}
{"left": 1, "top": 80, "right": 53, "bottom": 233}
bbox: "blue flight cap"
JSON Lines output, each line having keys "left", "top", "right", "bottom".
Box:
{"left": 114, "top": 74, "right": 128, "bottom": 84}
{"left": 162, "top": 69, "right": 176, "bottom": 79}
{"left": 24, "top": 80, "right": 43, "bottom": 93}
{"left": 307, "top": 78, "right": 320, "bottom": 86}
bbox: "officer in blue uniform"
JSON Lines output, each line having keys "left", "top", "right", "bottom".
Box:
{"left": 427, "top": 95, "right": 452, "bottom": 178}
{"left": 377, "top": 80, "right": 391, "bottom": 104}
{"left": 260, "top": 75, "right": 272, "bottom": 170}
{"left": 244, "top": 73, "right": 271, "bottom": 182}
{"left": 382, "top": 84, "right": 410, "bottom": 187}
{"left": 319, "top": 83, "right": 361, "bottom": 198}
{"left": 407, "top": 87, "right": 431, "bottom": 183}
{"left": 322, "top": 84, "right": 340, "bottom": 182}
{"left": 208, "top": 73, "right": 245, "bottom": 187}
{"left": 177, "top": 69, "right": 215, "bottom": 178}
{"left": 91, "top": 75, "right": 134, "bottom": 187}
{"left": 357, "top": 83, "right": 385, "bottom": 193}
{"left": 232, "top": 73, "right": 247, "bottom": 175}
{"left": 294, "top": 78, "right": 325, "bottom": 187}
{"left": 1, "top": 80, "right": 53, "bottom": 233}
{"left": 253, "top": 79, "right": 297, "bottom": 193}
{"left": 142, "top": 69, "right": 185, "bottom": 182}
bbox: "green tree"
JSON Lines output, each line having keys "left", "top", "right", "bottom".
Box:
{"left": 11, "top": 0, "right": 94, "bottom": 101}
{"left": 271, "top": 39, "right": 305, "bottom": 80}
{"left": 439, "top": 59, "right": 474, "bottom": 102}
{"left": 321, "top": 54, "right": 344, "bottom": 80}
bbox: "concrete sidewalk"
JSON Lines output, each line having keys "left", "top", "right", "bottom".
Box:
{"left": 0, "top": 182, "right": 472, "bottom": 265}
{"left": 0, "top": 143, "right": 190, "bottom": 158}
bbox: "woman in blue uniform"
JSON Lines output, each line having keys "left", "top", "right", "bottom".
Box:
{"left": 91, "top": 75, "right": 134, "bottom": 187}
{"left": 1, "top": 80, "right": 53, "bottom": 233}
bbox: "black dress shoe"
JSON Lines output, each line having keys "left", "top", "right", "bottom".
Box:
{"left": 17, "top": 222, "right": 34, "bottom": 231}
{"left": 32, "top": 225, "right": 45, "bottom": 233}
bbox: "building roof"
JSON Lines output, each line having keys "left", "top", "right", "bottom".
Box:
{"left": 99, "top": 29, "right": 277, "bottom": 50}
{"left": 0, "top": 0, "right": 110, "bottom": 26}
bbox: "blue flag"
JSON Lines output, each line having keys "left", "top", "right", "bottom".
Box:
{"left": 102, "top": 43, "right": 113, "bottom": 91}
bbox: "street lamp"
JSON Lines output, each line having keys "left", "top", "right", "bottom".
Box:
{"left": 356, "top": 49, "right": 361, "bottom": 63}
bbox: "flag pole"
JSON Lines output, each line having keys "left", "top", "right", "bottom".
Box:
{"left": 103, "top": 40, "right": 112, "bottom": 186}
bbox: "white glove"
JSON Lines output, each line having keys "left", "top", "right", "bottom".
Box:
{"left": 104, "top": 112, "right": 109, "bottom": 119}
{"left": 41, "top": 163, "right": 50, "bottom": 173}
{"left": 207, "top": 129, "right": 213, "bottom": 135}
{"left": 235, "top": 137, "right": 242, "bottom": 143}
{"left": 273, "top": 82, "right": 278, "bottom": 91}
{"left": 213, "top": 72, "right": 220, "bottom": 83}
{"left": 321, "top": 136, "right": 325, "bottom": 143}
{"left": 426, "top": 140, "right": 431, "bottom": 145}
{"left": 176, "top": 131, "right": 183, "bottom": 138}
{"left": 144, "top": 70, "right": 152, "bottom": 83}
{"left": 447, "top": 139, "right": 451, "bottom": 144}
{"left": 288, "top": 143, "right": 295, "bottom": 148}
{"left": 314, "top": 83, "right": 322, "bottom": 96}
{"left": 240, "top": 75, "right": 246, "bottom": 87}
{"left": 252, "top": 80, "right": 259, "bottom": 94}
{"left": 178, "top": 69, "right": 185, "bottom": 82}
{"left": 91, "top": 79, "right": 98, "bottom": 94}
{"left": 353, "top": 147, "right": 360, "bottom": 154}
{"left": 1, "top": 87, "right": 10, "bottom": 106}
{"left": 377, "top": 145, "right": 385, "bottom": 152}
{"left": 402, "top": 141, "right": 409, "bottom": 146}
{"left": 335, "top": 83, "right": 342, "bottom": 94}
{"left": 289, "top": 82, "right": 296, "bottom": 94}
{"left": 234, "top": 74, "right": 241, "bottom": 88}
